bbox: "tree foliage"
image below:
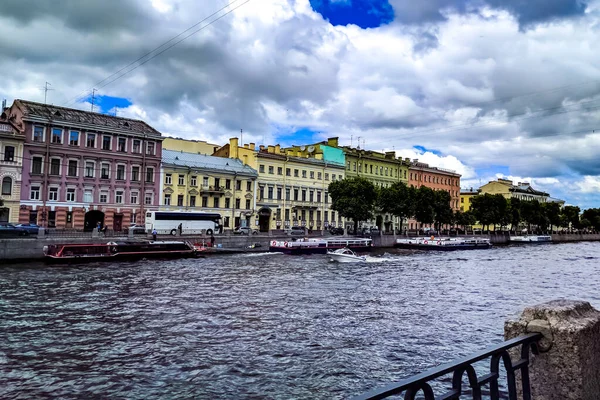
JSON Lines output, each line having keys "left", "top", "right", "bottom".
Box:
{"left": 581, "top": 208, "right": 600, "bottom": 231}
{"left": 378, "top": 181, "right": 415, "bottom": 230}
{"left": 328, "top": 177, "right": 377, "bottom": 233}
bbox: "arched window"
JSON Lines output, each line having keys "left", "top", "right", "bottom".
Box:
{"left": 1, "top": 177, "right": 11, "bottom": 196}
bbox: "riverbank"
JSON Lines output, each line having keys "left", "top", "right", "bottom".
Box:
{"left": 2, "top": 232, "right": 599, "bottom": 261}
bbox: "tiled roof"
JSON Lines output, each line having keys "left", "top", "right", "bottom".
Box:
{"left": 163, "top": 150, "right": 258, "bottom": 176}
{"left": 14, "top": 99, "right": 161, "bottom": 137}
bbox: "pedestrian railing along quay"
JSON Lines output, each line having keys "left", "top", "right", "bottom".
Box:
{"left": 353, "top": 332, "right": 543, "bottom": 400}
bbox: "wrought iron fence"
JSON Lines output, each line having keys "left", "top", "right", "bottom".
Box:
{"left": 352, "top": 332, "right": 542, "bottom": 400}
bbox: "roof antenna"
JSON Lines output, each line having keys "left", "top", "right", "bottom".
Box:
{"left": 350, "top": 135, "right": 353, "bottom": 147}
{"left": 91, "top": 88, "right": 97, "bottom": 112}
{"left": 43, "top": 82, "right": 53, "bottom": 104}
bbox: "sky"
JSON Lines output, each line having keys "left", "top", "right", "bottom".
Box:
{"left": 1, "top": 0, "right": 599, "bottom": 208}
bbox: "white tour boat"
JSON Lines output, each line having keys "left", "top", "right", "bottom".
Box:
{"left": 509, "top": 235, "right": 552, "bottom": 243}
{"left": 328, "top": 248, "right": 367, "bottom": 263}
{"left": 269, "top": 237, "right": 372, "bottom": 255}
{"left": 395, "top": 237, "right": 492, "bottom": 251}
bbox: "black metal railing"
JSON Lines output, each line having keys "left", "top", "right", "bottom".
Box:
{"left": 352, "top": 332, "right": 542, "bottom": 400}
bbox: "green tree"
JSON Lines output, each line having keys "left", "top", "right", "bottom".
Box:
{"left": 561, "top": 205, "right": 581, "bottom": 231}
{"left": 377, "top": 181, "right": 415, "bottom": 231}
{"left": 492, "top": 194, "right": 509, "bottom": 230}
{"left": 470, "top": 194, "right": 496, "bottom": 230}
{"left": 543, "top": 202, "right": 562, "bottom": 232}
{"left": 520, "top": 200, "right": 544, "bottom": 232}
{"left": 508, "top": 198, "right": 522, "bottom": 232}
{"left": 328, "top": 177, "right": 377, "bottom": 234}
{"left": 432, "top": 190, "right": 453, "bottom": 231}
{"left": 413, "top": 186, "right": 435, "bottom": 228}
{"left": 582, "top": 208, "right": 600, "bottom": 231}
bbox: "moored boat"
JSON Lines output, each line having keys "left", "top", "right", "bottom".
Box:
{"left": 395, "top": 237, "right": 492, "bottom": 251}
{"left": 328, "top": 247, "right": 367, "bottom": 263}
{"left": 269, "top": 237, "right": 372, "bottom": 254}
{"left": 509, "top": 235, "right": 552, "bottom": 243}
{"left": 43, "top": 241, "right": 197, "bottom": 263}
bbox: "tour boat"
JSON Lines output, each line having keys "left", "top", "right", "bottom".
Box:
{"left": 395, "top": 237, "right": 492, "bottom": 251}
{"left": 328, "top": 248, "right": 367, "bottom": 263}
{"left": 43, "top": 241, "right": 198, "bottom": 263}
{"left": 509, "top": 235, "right": 552, "bottom": 243}
{"left": 269, "top": 237, "right": 372, "bottom": 255}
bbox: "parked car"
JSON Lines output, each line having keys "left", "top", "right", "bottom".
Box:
{"left": 233, "top": 226, "right": 258, "bottom": 235}
{"left": 0, "top": 223, "right": 29, "bottom": 237}
{"left": 14, "top": 223, "right": 41, "bottom": 234}
{"left": 284, "top": 226, "right": 306, "bottom": 236}
{"left": 125, "top": 224, "right": 147, "bottom": 235}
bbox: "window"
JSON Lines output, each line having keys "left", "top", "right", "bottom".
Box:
{"left": 277, "top": 187, "right": 282, "bottom": 200}
{"left": 101, "top": 163, "right": 110, "bottom": 179}
{"left": 259, "top": 165, "right": 265, "bottom": 173}
{"left": 225, "top": 198, "right": 230, "bottom": 208}
{"left": 178, "top": 175, "right": 185, "bottom": 185}
{"left": 285, "top": 188, "right": 290, "bottom": 200}
{"left": 332, "top": 174, "right": 336, "bottom": 181}
{"left": 294, "top": 169, "right": 299, "bottom": 177}
{"left": 245, "top": 199, "right": 250, "bottom": 209}
{"left": 33, "top": 126, "right": 44, "bottom": 142}
{"left": 1, "top": 177, "right": 11, "bottom": 196}
{"left": 317, "top": 191, "right": 322, "bottom": 203}
{"left": 225, "top": 179, "right": 231, "bottom": 189}
{"left": 177, "top": 194, "right": 184, "bottom": 207}
{"left": 133, "top": 140, "right": 141, "bottom": 153}
{"left": 191, "top": 176, "right": 197, "bottom": 186}
{"left": 310, "top": 171, "right": 314, "bottom": 179}
{"left": 145, "top": 167, "right": 154, "bottom": 183}
{"left": 294, "top": 189, "right": 299, "bottom": 201}
{"left": 102, "top": 136, "right": 111, "bottom": 150}
{"left": 302, "top": 170, "right": 307, "bottom": 178}
{"left": 325, "top": 192, "right": 329, "bottom": 204}
{"left": 324, "top": 173, "right": 329, "bottom": 181}
{"left": 259, "top": 187, "right": 264, "bottom": 200}
{"left": 50, "top": 158, "right": 60, "bottom": 176}
{"left": 100, "top": 192, "right": 108, "bottom": 203}
{"left": 30, "top": 186, "right": 40, "bottom": 200}
{"left": 66, "top": 189, "right": 75, "bottom": 202}
{"left": 309, "top": 191, "right": 314, "bottom": 202}
{"left": 277, "top": 167, "right": 283, "bottom": 175}
{"left": 69, "top": 131, "right": 79, "bottom": 146}
{"left": 268, "top": 187, "right": 273, "bottom": 199}
{"left": 358, "top": 163, "right": 362, "bottom": 173}
{"left": 165, "top": 174, "right": 172, "bottom": 184}
{"left": 51, "top": 128, "right": 62, "bottom": 144}
{"left": 268, "top": 166, "right": 274, "bottom": 174}
{"left": 235, "top": 198, "right": 241, "bottom": 209}
{"left": 164, "top": 194, "right": 171, "bottom": 205}
{"left": 190, "top": 196, "right": 196, "bottom": 207}
{"left": 285, "top": 209, "right": 290, "bottom": 221}
{"left": 213, "top": 197, "right": 219, "bottom": 208}
{"left": 4, "top": 146, "right": 15, "bottom": 162}
{"left": 116, "top": 165, "right": 125, "bottom": 180}
{"left": 203, "top": 177, "right": 209, "bottom": 187}
{"left": 353, "top": 163, "right": 356, "bottom": 172}
{"left": 145, "top": 193, "right": 153, "bottom": 205}
{"left": 202, "top": 197, "right": 208, "bottom": 207}
{"left": 118, "top": 138, "right": 126, "bottom": 152}
{"left": 84, "top": 190, "right": 93, "bottom": 203}
{"left": 302, "top": 190, "right": 306, "bottom": 201}
{"left": 214, "top": 178, "right": 220, "bottom": 188}
{"left": 286, "top": 168, "right": 291, "bottom": 176}
{"left": 87, "top": 133, "right": 96, "bottom": 148}
{"left": 131, "top": 166, "right": 140, "bottom": 182}
{"left": 130, "top": 212, "right": 137, "bottom": 224}
{"left": 146, "top": 142, "right": 155, "bottom": 155}
{"left": 48, "top": 187, "right": 58, "bottom": 201}
{"left": 317, "top": 172, "right": 322, "bottom": 180}
{"left": 224, "top": 216, "right": 230, "bottom": 227}
{"left": 246, "top": 181, "right": 251, "bottom": 191}
{"left": 31, "top": 156, "right": 43, "bottom": 175}
{"left": 85, "top": 161, "right": 94, "bottom": 178}
{"left": 116, "top": 191, "right": 123, "bottom": 204}
{"left": 130, "top": 192, "right": 138, "bottom": 204}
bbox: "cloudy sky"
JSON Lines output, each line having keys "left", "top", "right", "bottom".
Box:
{"left": 1, "top": 0, "right": 600, "bottom": 208}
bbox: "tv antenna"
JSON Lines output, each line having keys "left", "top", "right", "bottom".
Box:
{"left": 90, "top": 88, "right": 97, "bottom": 112}
{"left": 43, "top": 82, "right": 54, "bottom": 104}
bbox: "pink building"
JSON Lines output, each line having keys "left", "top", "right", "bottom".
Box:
{"left": 3, "top": 100, "right": 163, "bottom": 231}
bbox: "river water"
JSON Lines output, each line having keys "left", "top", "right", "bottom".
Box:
{"left": 1, "top": 242, "right": 600, "bottom": 399}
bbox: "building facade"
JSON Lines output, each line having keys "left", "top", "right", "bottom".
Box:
{"left": 479, "top": 178, "right": 550, "bottom": 202}
{"left": 160, "top": 150, "right": 258, "bottom": 231}
{"left": 0, "top": 117, "right": 24, "bottom": 223}
{"left": 407, "top": 160, "right": 461, "bottom": 230}
{"left": 460, "top": 188, "right": 479, "bottom": 212}
{"left": 5, "top": 100, "right": 163, "bottom": 230}
{"left": 162, "top": 137, "right": 220, "bottom": 155}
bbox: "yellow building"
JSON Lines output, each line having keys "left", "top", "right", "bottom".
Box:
{"left": 460, "top": 188, "right": 479, "bottom": 212}
{"left": 0, "top": 119, "right": 24, "bottom": 223}
{"left": 162, "top": 137, "right": 220, "bottom": 155}
{"left": 160, "top": 149, "right": 258, "bottom": 231}
{"left": 214, "top": 138, "right": 346, "bottom": 232}
{"left": 479, "top": 178, "right": 550, "bottom": 202}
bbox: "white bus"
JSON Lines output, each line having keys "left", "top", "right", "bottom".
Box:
{"left": 145, "top": 211, "right": 221, "bottom": 235}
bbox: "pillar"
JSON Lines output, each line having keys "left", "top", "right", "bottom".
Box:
{"left": 505, "top": 299, "right": 600, "bottom": 400}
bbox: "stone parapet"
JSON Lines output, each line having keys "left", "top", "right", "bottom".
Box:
{"left": 505, "top": 299, "right": 600, "bottom": 400}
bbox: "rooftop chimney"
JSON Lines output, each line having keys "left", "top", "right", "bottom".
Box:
{"left": 327, "top": 137, "right": 339, "bottom": 147}
{"left": 249, "top": 143, "right": 255, "bottom": 150}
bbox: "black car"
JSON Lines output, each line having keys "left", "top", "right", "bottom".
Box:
{"left": 0, "top": 223, "right": 29, "bottom": 237}
{"left": 15, "top": 223, "right": 40, "bottom": 234}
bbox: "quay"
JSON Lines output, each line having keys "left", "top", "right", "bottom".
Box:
{"left": 2, "top": 231, "right": 600, "bottom": 261}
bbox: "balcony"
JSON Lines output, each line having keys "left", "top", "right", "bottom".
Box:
{"left": 200, "top": 185, "right": 225, "bottom": 195}
{"left": 290, "top": 200, "right": 319, "bottom": 210}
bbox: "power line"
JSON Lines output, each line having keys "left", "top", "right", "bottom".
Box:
{"left": 63, "top": 0, "right": 250, "bottom": 108}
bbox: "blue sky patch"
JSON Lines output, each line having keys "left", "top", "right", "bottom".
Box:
{"left": 273, "top": 126, "right": 322, "bottom": 146}
{"left": 475, "top": 165, "right": 510, "bottom": 178}
{"left": 309, "top": 0, "right": 394, "bottom": 29}
{"left": 413, "top": 145, "right": 442, "bottom": 156}
{"left": 82, "top": 94, "right": 132, "bottom": 114}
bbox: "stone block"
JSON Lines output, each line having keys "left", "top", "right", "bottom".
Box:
{"left": 505, "top": 299, "right": 600, "bottom": 400}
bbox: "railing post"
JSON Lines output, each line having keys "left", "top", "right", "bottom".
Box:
{"left": 504, "top": 299, "right": 600, "bottom": 400}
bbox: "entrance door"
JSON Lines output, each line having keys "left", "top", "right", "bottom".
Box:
{"left": 84, "top": 210, "right": 105, "bottom": 232}
{"left": 114, "top": 214, "right": 123, "bottom": 232}
{"left": 0, "top": 208, "right": 8, "bottom": 223}
{"left": 258, "top": 208, "right": 271, "bottom": 232}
